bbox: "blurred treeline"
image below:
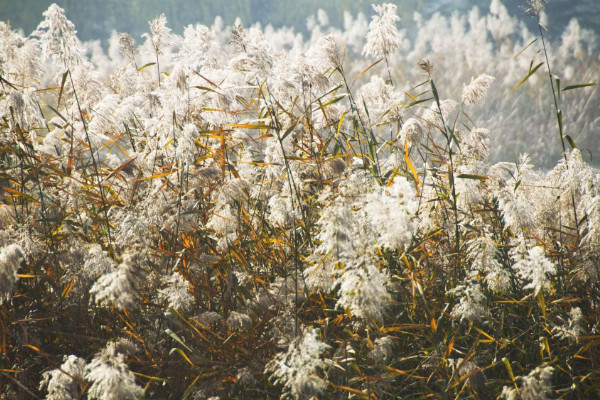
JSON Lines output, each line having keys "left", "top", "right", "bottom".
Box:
{"left": 2, "top": 0, "right": 599, "bottom": 44}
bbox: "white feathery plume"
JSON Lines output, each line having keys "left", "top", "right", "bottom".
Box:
{"left": 159, "top": 272, "right": 195, "bottom": 314}
{"left": 0, "top": 243, "right": 24, "bottom": 305}
{"left": 268, "top": 193, "right": 294, "bottom": 228}
{"left": 455, "top": 164, "right": 486, "bottom": 209}
{"left": 117, "top": 33, "right": 136, "bottom": 62}
{"left": 89, "top": 252, "right": 143, "bottom": 310}
{"left": 501, "top": 365, "right": 554, "bottom": 400}
{"left": 460, "top": 128, "right": 490, "bottom": 162}
{"left": 363, "top": 3, "right": 403, "bottom": 59}
{"left": 467, "top": 236, "right": 510, "bottom": 291}
{"left": 364, "top": 177, "right": 418, "bottom": 251}
{"left": 33, "top": 3, "right": 87, "bottom": 68}
{"left": 305, "top": 199, "right": 354, "bottom": 292}
{"left": 513, "top": 246, "right": 556, "bottom": 296}
{"left": 195, "top": 311, "right": 222, "bottom": 327}
{"left": 421, "top": 99, "right": 458, "bottom": 127}
{"left": 552, "top": 307, "right": 585, "bottom": 343}
{"left": 40, "top": 355, "right": 86, "bottom": 400}
{"left": 178, "top": 123, "right": 199, "bottom": 165}
{"left": 142, "top": 13, "right": 172, "bottom": 57}
{"left": 265, "top": 328, "right": 330, "bottom": 399}
{"left": 462, "top": 74, "right": 495, "bottom": 104}
{"left": 448, "top": 280, "right": 488, "bottom": 322}
{"left": 525, "top": 0, "right": 548, "bottom": 17}
{"left": 400, "top": 118, "right": 425, "bottom": 148}
{"left": 336, "top": 262, "right": 389, "bottom": 323}
{"left": 85, "top": 342, "right": 144, "bottom": 400}
{"left": 176, "top": 24, "right": 220, "bottom": 70}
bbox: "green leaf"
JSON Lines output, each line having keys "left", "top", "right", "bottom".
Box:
{"left": 447, "top": 127, "right": 461, "bottom": 151}
{"left": 430, "top": 79, "right": 440, "bottom": 103}
{"left": 513, "top": 62, "right": 544, "bottom": 91}
{"left": 514, "top": 180, "right": 521, "bottom": 191}
{"left": 137, "top": 62, "right": 156, "bottom": 72}
{"left": 456, "top": 173, "right": 488, "bottom": 181}
{"left": 562, "top": 83, "right": 596, "bottom": 91}
{"left": 57, "top": 71, "right": 68, "bottom": 109}
{"left": 280, "top": 114, "right": 304, "bottom": 141}
{"left": 411, "top": 79, "right": 431, "bottom": 91}
{"left": 165, "top": 328, "right": 192, "bottom": 352}
{"left": 320, "top": 94, "right": 347, "bottom": 108}
{"left": 557, "top": 109, "right": 564, "bottom": 138}
{"left": 192, "top": 85, "right": 220, "bottom": 94}
{"left": 514, "top": 38, "right": 538, "bottom": 59}
{"left": 565, "top": 134, "right": 577, "bottom": 149}
{"left": 407, "top": 97, "right": 433, "bottom": 107}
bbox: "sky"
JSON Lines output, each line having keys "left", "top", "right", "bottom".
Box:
{"left": 1, "top": 0, "right": 598, "bottom": 45}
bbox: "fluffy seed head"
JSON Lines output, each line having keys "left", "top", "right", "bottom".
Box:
{"left": 363, "top": 3, "right": 403, "bottom": 59}
{"left": 0, "top": 244, "right": 24, "bottom": 304}
{"left": 462, "top": 74, "right": 495, "bottom": 104}
{"left": 525, "top": 0, "right": 548, "bottom": 17}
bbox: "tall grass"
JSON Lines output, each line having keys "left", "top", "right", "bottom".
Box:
{"left": 1, "top": 1, "right": 599, "bottom": 399}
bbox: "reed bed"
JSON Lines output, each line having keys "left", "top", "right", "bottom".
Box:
{"left": 0, "top": 1, "right": 599, "bottom": 398}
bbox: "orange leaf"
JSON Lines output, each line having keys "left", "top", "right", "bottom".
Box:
{"left": 443, "top": 338, "right": 455, "bottom": 360}
{"left": 430, "top": 317, "right": 438, "bottom": 333}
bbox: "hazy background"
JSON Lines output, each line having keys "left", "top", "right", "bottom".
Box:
{"left": 1, "top": 0, "right": 598, "bottom": 168}
{"left": 2, "top": 0, "right": 599, "bottom": 45}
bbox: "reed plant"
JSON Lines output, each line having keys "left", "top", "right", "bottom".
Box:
{"left": 0, "top": 1, "right": 599, "bottom": 399}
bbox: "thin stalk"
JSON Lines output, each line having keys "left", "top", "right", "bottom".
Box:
{"left": 337, "top": 66, "right": 380, "bottom": 179}
{"left": 384, "top": 56, "right": 394, "bottom": 88}
{"left": 156, "top": 53, "right": 161, "bottom": 87}
{"left": 68, "top": 70, "right": 113, "bottom": 246}
{"left": 538, "top": 22, "right": 581, "bottom": 245}
{"left": 430, "top": 77, "right": 461, "bottom": 258}
{"left": 538, "top": 24, "right": 567, "bottom": 159}
{"left": 260, "top": 84, "right": 302, "bottom": 337}
{"left": 9, "top": 108, "right": 56, "bottom": 252}
{"left": 171, "top": 161, "right": 186, "bottom": 274}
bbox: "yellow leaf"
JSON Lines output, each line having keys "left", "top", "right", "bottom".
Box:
{"left": 538, "top": 291, "right": 546, "bottom": 317}
{"left": 404, "top": 91, "right": 418, "bottom": 102}
{"left": 385, "top": 366, "right": 427, "bottom": 380}
{"left": 170, "top": 348, "right": 195, "bottom": 367}
{"left": 132, "top": 170, "right": 178, "bottom": 182}
{"left": 132, "top": 371, "right": 168, "bottom": 382}
{"left": 357, "top": 58, "right": 382, "bottom": 79}
{"left": 61, "top": 275, "right": 75, "bottom": 298}
{"left": 227, "top": 123, "right": 273, "bottom": 130}
{"left": 474, "top": 326, "right": 499, "bottom": 344}
{"left": 403, "top": 142, "right": 421, "bottom": 189}
{"left": 502, "top": 357, "right": 519, "bottom": 391}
